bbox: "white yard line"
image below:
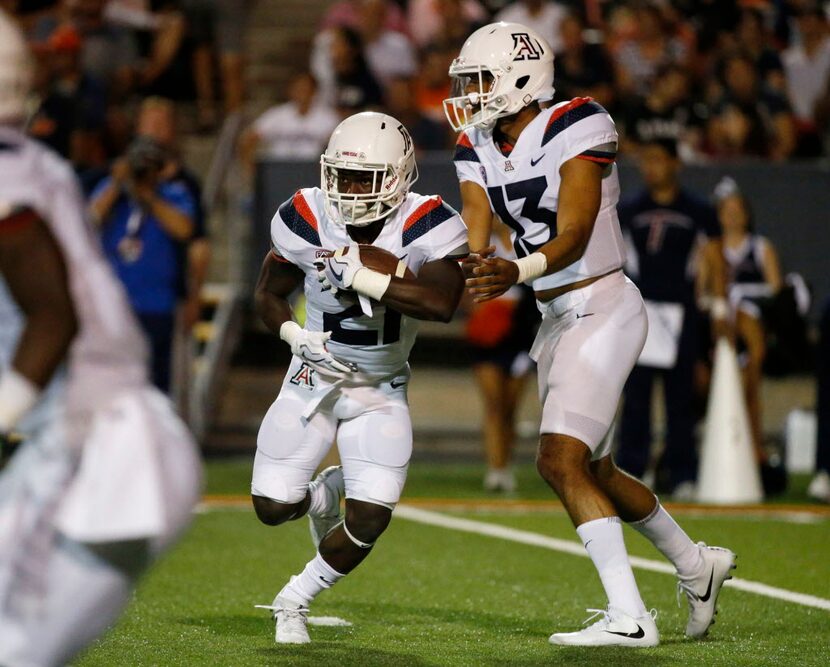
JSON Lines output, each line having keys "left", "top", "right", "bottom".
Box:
{"left": 395, "top": 505, "right": 830, "bottom": 612}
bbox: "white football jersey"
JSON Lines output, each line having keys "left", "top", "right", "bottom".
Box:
{"left": 270, "top": 188, "right": 468, "bottom": 376}
{"left": 0, "top": 128, "right": 148, "bottom": 429}
{"left": 453, "top": 97, "right": 626, "bottom": 290}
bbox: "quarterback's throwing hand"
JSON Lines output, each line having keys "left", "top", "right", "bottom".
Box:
{"left": 280, "top": 322, "right": 358, "bottom": 376}
{"left": 321, "top": 244, "right": 364, "bottom": 292}
{"left": 466, "top": 256, "right": 519, "bottom": 302}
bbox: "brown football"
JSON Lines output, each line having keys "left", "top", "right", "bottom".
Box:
{"left": 358, "top": 245, "right": 415, "bottom": 279}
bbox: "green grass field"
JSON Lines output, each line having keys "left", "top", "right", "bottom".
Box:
{"left": 77, "top": 459, "right": 830, "bottom": 666}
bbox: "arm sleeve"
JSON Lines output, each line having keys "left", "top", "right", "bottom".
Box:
{"left": 269, "top": 194, "right": 311, "bottom": 267}
{"left": 452, "top": 132, "right": 486, "bottom": 187}
{"left": 90, "top": 175, "right": 114, "bottom": 201}
{"left": 270, "top": 210, "right": 300, "bottom": 266}
{"left": 161, "top": 182, "right": 197, "bottom": 220}
{"left": 420, "top": 204, "right": 470, "bottom": 262}
{"left": 561, "top": 105, "right": 619, "bottom": 165}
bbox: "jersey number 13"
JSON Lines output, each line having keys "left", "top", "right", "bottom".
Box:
{"left": 487, "top": 176, "right": 557, "bottom": 258}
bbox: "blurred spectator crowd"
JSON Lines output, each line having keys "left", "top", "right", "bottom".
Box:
{"left": 246, "top": 0, "right": 830, "bottom": 163}
{"left": 5, "top": 0, "right": 251, "bottom": 177}
{"left": 4, "top": 1, "right": 825, "bottom": 497}
{"left": 2, "top": 1, "right": 227, "bottom": 396}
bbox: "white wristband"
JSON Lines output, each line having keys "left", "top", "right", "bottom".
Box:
{"left": 0, "top": 368, "right": 40, "bottom": 432}
{"left": 352, "top": 268, "right": 392, "bottom": 301}
{"left": 711, "top": 297, "right": 729, "bottom": 321}
{"left": 279, "top": 320, "right": 302, "bottom": 346}
{"left": 512, "top": 252, "right": 548, "bottom": 284}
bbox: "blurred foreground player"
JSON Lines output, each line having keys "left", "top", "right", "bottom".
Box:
{"left": 252, "top": 112, "right": 467, "bottom": 644}
{"left": 445, "top": 22, "right": 735, "bottom": 647}
{"left": 0, "top": 12, "right": 201, "bottom": 667}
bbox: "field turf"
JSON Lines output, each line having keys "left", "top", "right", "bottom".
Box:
{"left": 77, "top": 459, "right": 830, "bottom": 666}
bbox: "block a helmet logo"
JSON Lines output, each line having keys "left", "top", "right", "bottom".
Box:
{"left": 511, "top": 32, "right": 543, "bottom": 61}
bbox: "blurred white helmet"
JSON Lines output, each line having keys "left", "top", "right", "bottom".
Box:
{"left": 321, "top": 112, "right": 418, "bottom": 227}
{"left": 443, "top": 22, "right": 555, "bottom": 133}
{"left": 0, "top": 10, "right": 33, "bottom": 123}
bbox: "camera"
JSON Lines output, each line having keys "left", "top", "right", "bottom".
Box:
{"left": 126, "top": 137, "right": 168, "bottom": 182}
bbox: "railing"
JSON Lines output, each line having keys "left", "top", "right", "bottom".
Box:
{"left": 182, "top": 112, "right": 246, "bottom": 442}
{"left": 202, "top": 111, "right": 244, "bottom": 214}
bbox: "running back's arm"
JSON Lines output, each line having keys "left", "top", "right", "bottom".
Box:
{"left": 379, "top": 257, "right": 465, "bottom": 323}
{"left": 254, "top": 250, "right": 305, "bottom": 335}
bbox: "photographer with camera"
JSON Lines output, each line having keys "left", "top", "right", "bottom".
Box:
{"left": 89, "top": 135, "right": 196, "bottom": 393}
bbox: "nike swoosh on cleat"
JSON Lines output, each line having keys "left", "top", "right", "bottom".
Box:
{"left": 390, "top": 379, "right": 407, "bottom": 389}
{"left": 606, "top": 624, "right": 645, "bottom": 639}
{"left": 576, "top": 313, "right": 595, "bottom": 319}
{"left": 530, "top": 154, "right": 545, "bottom": 166}
{"left": 698, "top": 568, "right": 715, "bottom": 602}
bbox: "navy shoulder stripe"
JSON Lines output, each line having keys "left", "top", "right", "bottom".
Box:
{"left": 402, "top": 198, "right": 455, "bottom": 247}
{"left": 578, "top": 148, "right": 616, "bottom": 164}
{"left": 278, "top": 192, "right": 321, "bottom": 247}
{"left": 542, "top": 98, "right": 606, "bottom": 147}
{"left": 453, "top": 133, "right": 480, "bottom": 163}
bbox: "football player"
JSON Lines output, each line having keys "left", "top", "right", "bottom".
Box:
{"left": 252, "top": 111, "right": 467, "bottom": 644}
{"left": 444, "top": 22, "right": 735, "bottom": 647}
{"left": 0, "top": 12, "right": 201, "bottom": 666}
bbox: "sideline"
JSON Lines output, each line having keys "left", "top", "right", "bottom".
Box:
{"left": 200, "top": 494, "right": 830, "bottom": 522}
{"left": 394, "top": 505, "right": 830, "bottom": 613}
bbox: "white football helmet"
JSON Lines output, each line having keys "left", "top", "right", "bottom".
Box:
{"left": 321, "top": 112, "right": 418, "bottom": 227}
{"left": 443, "top": 22, "right": 555, "bottom": 133}
{"left": 0, "top": 11, "right": 33, "bottom": 123}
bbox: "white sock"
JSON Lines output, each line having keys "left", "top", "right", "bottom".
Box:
{"left": 630, "top": 502, "right": 703, "bottom": 578}
{"left": 282, "top": 553, "right": 344, "bottom": 605}
{"left": 576, "top": 517, "right": 647, "bottom": 618}
{"left": 307, "top": 480, "right": 329, "bottom": 517}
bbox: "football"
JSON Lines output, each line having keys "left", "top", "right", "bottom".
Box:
{"left": 358, "top": 245, "right": 415, "bottom": 279}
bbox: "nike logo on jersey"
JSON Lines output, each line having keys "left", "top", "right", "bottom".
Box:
{"left": 390, "top": 379, "right": 407, "bottom": 389}
{"left": 530, "top": 154, "right": 546, "bottom": 166}
{"left": 576, "top": 312, "right": 595, "bottom": 319}
{"left": 698, "top": 569, "right": 715, "bottom": 602}
{"left": 606, "top": 624, "right": 645, "bottom": 639}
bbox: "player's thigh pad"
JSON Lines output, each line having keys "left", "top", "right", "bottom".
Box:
{"left": 536, "top": 274, "right": 647, "bottom": 455}
{"left": 336, "top": 401, "right": 412, "bottom": 509}
{"left": 252, "top": 383, "right": 337, "bottom": 504}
